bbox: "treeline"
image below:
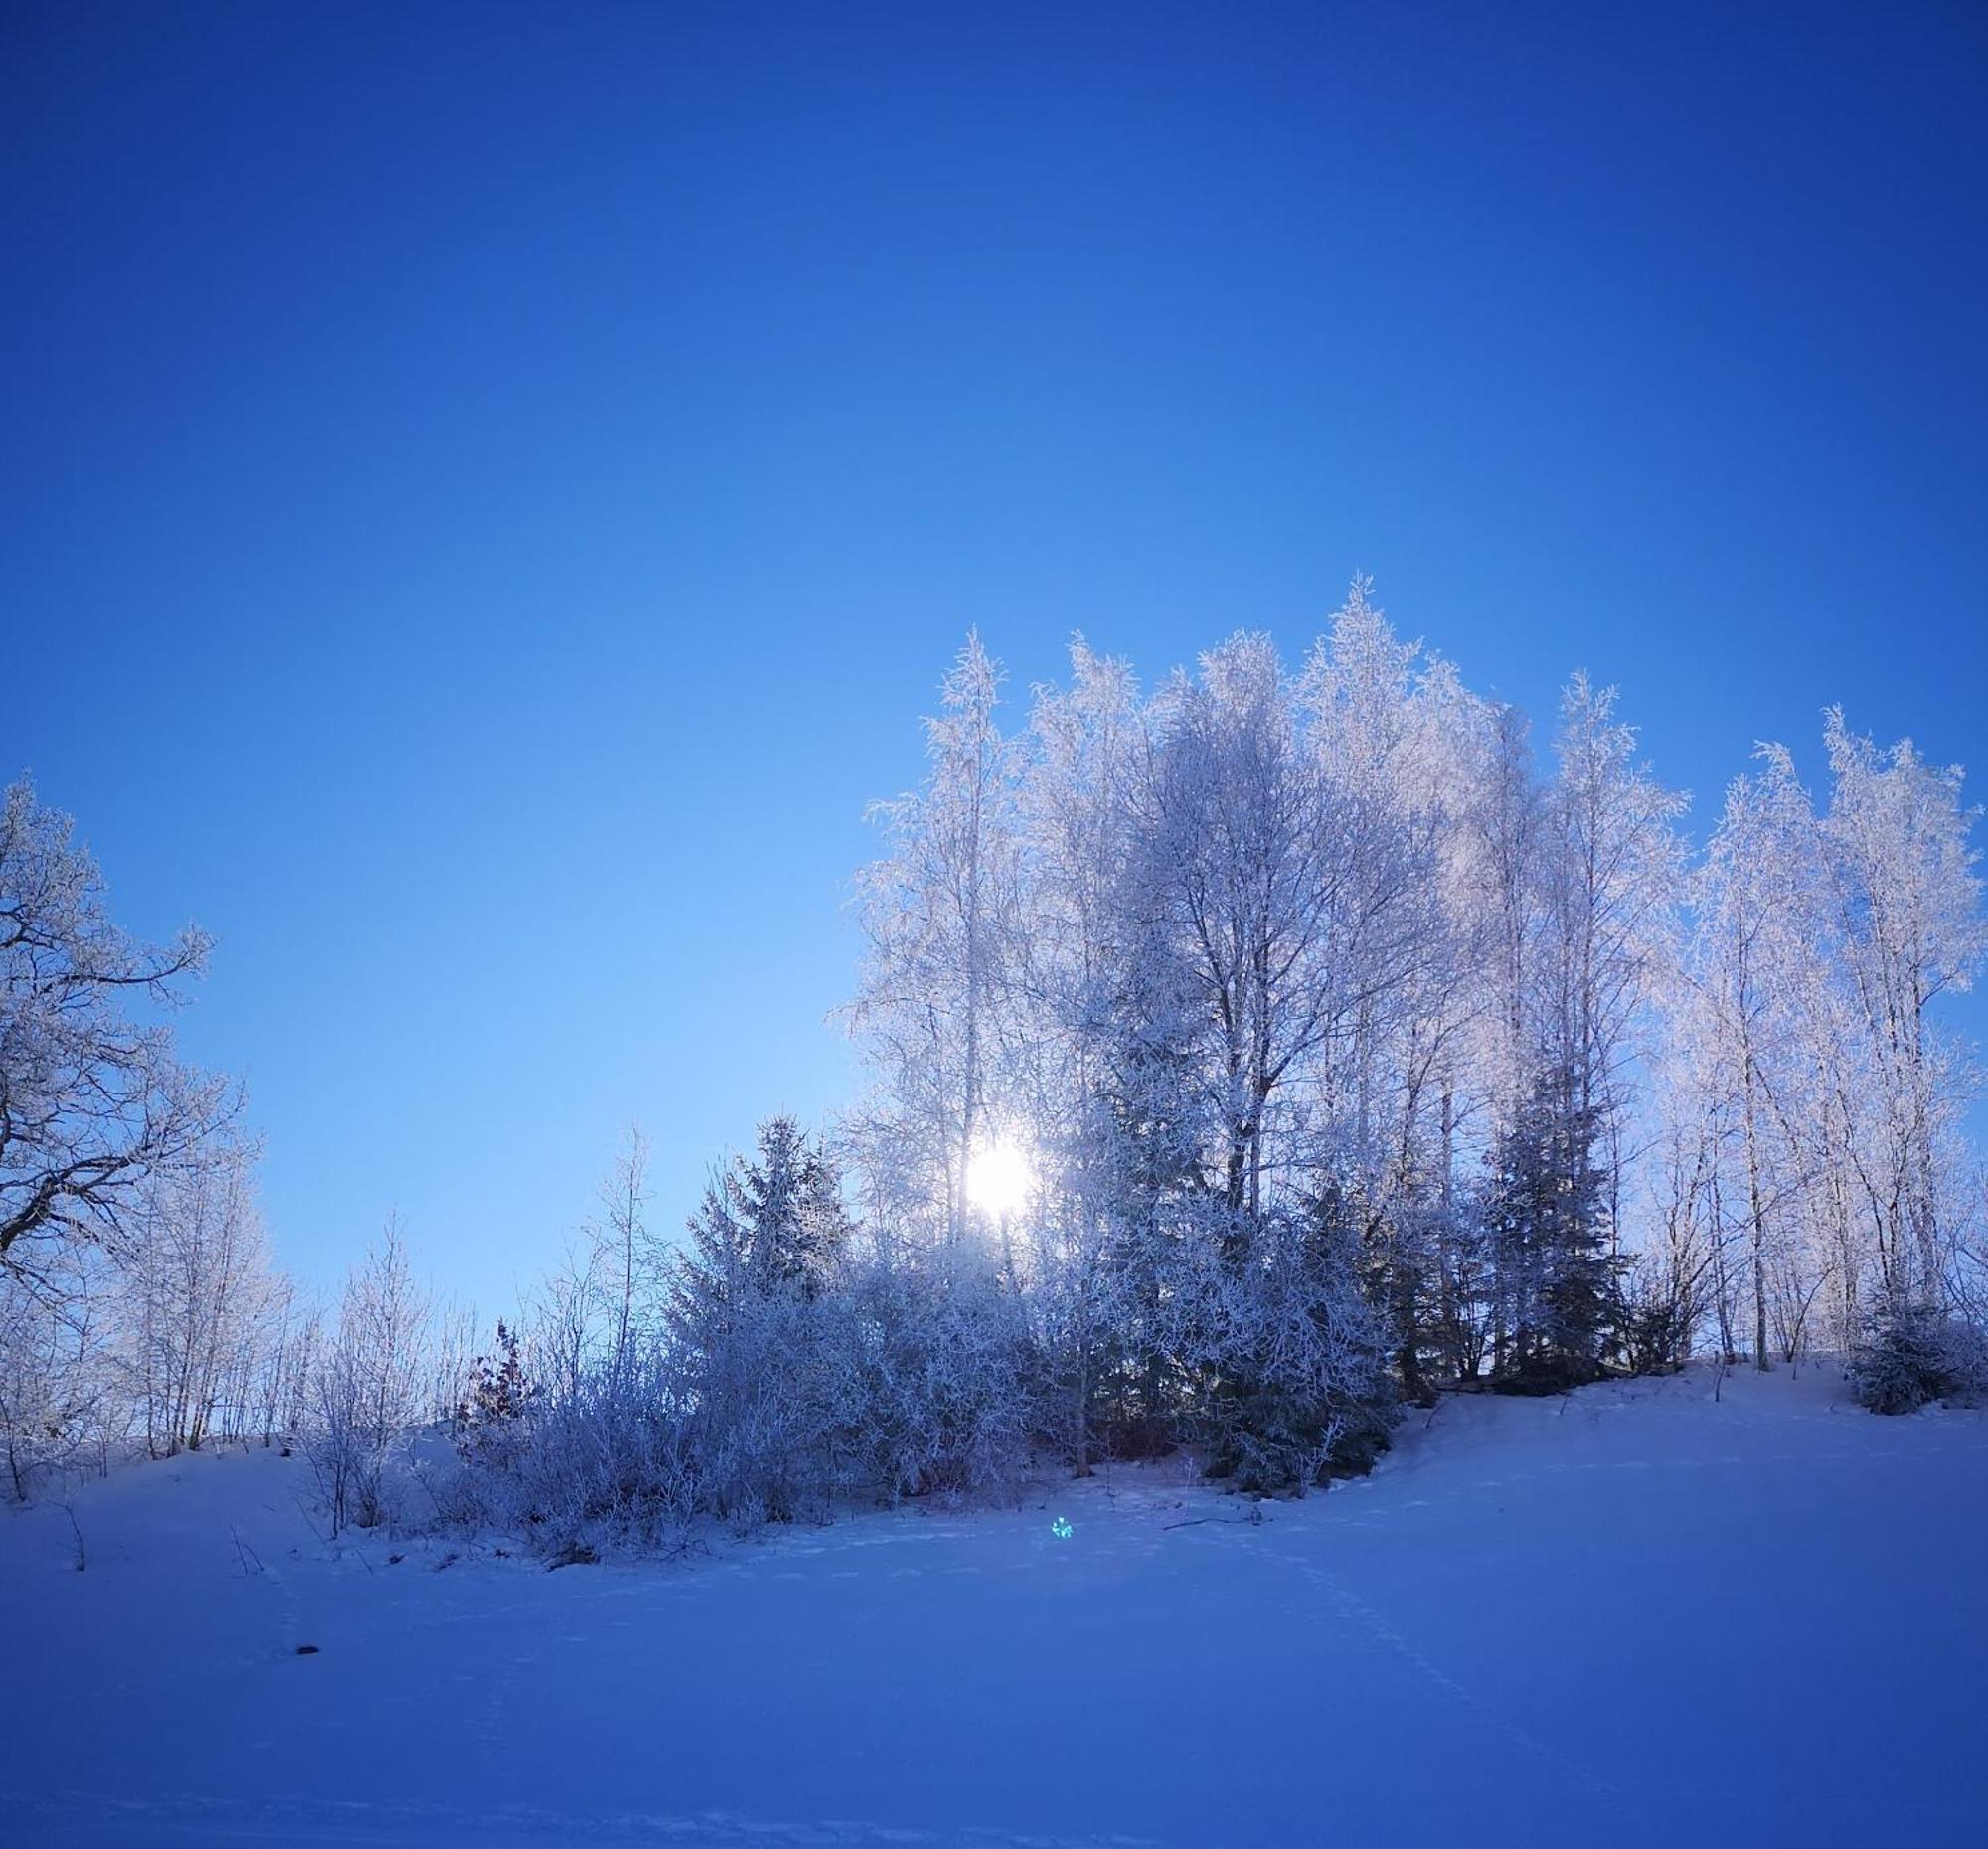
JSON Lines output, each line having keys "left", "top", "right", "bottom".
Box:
{"left": 0, "top": 1135, "right": 311, "bottom": 1498}
{"left": 439, "top": 587, "right": 1987, "bottom": 1547}
{"left": 0, "top": 783, "right": 466, "bottom": 1501}
{"left": 845, "top": 589, "right": 1986, "bottom": 1425}
{"left": 0, "top": 784, "right": 279, "bottom": 1496}
{"left": 4, "top": 583, "right": 1985, "bottom": 1540}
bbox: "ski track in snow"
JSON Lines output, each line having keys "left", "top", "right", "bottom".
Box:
{"left": 0, "top": 1791, "right": 1165, "bottom": 1848}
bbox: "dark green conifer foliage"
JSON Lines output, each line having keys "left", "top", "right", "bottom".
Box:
{"left": 1487, "top": 1063, "right": 1620, "bottom": 1392}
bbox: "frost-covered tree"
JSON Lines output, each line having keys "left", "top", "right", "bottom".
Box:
{"left": 1295, "top": 586, "right": 1482, "bottom": 1400}
{"left": 851, "top": 634, "right": 1024, "bottom": 1249}
{"left": 1009, "top": 640, "right": 1144, "bottom": 1466}
{"left": 306, "top": 1217, "right": 432, "bottom": 1533}
{"left": 662, "top": 1118, "right": 858, "bottom": 1522}
{"left": 1668, "top": 714, "right": 1987, "bottom": 1368}
{"left": 584, "top": 1124, "right": 654, "bottom": 1384}
{"left": 0, "top": 1241, "right": 127, "bottom": 1499}
{"left": 1463, "top": 674, "right": 1686, "bottom": 1387}
{"left": 1817, "top": 711, "right": 1986, "bottom": 1308}
{"left": 1540, "top": 675, "right": 1688, "bottom": 1232}
{"left": 1134, "top": 633, "right": 1343, "bottom": 1228}
{"left": 1685, "top": 748, "right": 1829, "bottom": 1366}
{"left": 420, "top": 590, "right": 1988, "bottom": 1551}
{"left": 0, "top": 783, "right": 303, "bottom": 1497}
{"left": 125, "top": 1135, "right": 282, "bottom": 1455}
{"left": 670, "top": 1116, "right": 852, "bottom": 1346}
{"left": 0, "top": 779, "right": 238, "bottom": 1282}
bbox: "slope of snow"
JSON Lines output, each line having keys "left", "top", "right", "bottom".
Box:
{"left": 2, "top": 1363, "right": 1984, "bottom": 1848}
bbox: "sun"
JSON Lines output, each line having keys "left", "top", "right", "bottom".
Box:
{"left": 965, "top": 1136, "right": 1034, "bottom": 1218}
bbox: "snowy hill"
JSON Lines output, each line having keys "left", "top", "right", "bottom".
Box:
{"left": 3, "top": 1363, "right": 1984, "bottom": 1849}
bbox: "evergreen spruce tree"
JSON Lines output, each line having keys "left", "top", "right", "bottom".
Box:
{"left": 671, "top": 1116, "right": 853, "bottom": 1350}
{"left": 1487, "top": 1062, "right": 1619, "bottom": 1391}
{"left": 738, "top": 1115, "right": 851, "bottom": 1300}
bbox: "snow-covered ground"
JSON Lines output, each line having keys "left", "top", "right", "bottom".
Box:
{"left": 3, "top": 1363, "right": 1984, "bottom": 1848}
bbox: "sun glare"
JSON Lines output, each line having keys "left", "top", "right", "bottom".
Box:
{"left": 965, "top": 1137, "right": 1034, "bottom": 1218}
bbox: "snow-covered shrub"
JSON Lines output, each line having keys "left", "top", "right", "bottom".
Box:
{"left": 1176, "top": 1206, "right": 1397, "bottom": 1495}
{"left": 682, "top": 1290, "right": 849, "bottom": 1528}
{"left": 1848, "top": 1301, "right": 1988, "bottom": 1415}
{"left": 442, "top": 1253, "right": 1041, "bottom": 1551}
{"left": 301, "top": 1223, "right": 430, "bottom": 1533}
{"left": 520, "top": 1352, "right": 697, "bottom": 1550}
{"left": 435, "top": 1324, "right": 694, "bottom": 1552}
{"left": 427, "top": 1318, "right": 538, "bottom": 1523}
{"left": 838, "top": 1259, "right": 1036, "bottom": 1500}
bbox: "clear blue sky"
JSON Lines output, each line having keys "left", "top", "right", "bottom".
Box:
{"left": 4, "top": 2, "right": 1984, "bottom": 1313}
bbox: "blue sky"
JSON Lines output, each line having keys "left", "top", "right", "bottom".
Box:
{"left": 4, "top": 2, "right": 1984, "bottom": 1313}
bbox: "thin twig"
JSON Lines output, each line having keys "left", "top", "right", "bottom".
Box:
{"left": 230, "top": 1522, "right": 265, "bottom": 1577}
